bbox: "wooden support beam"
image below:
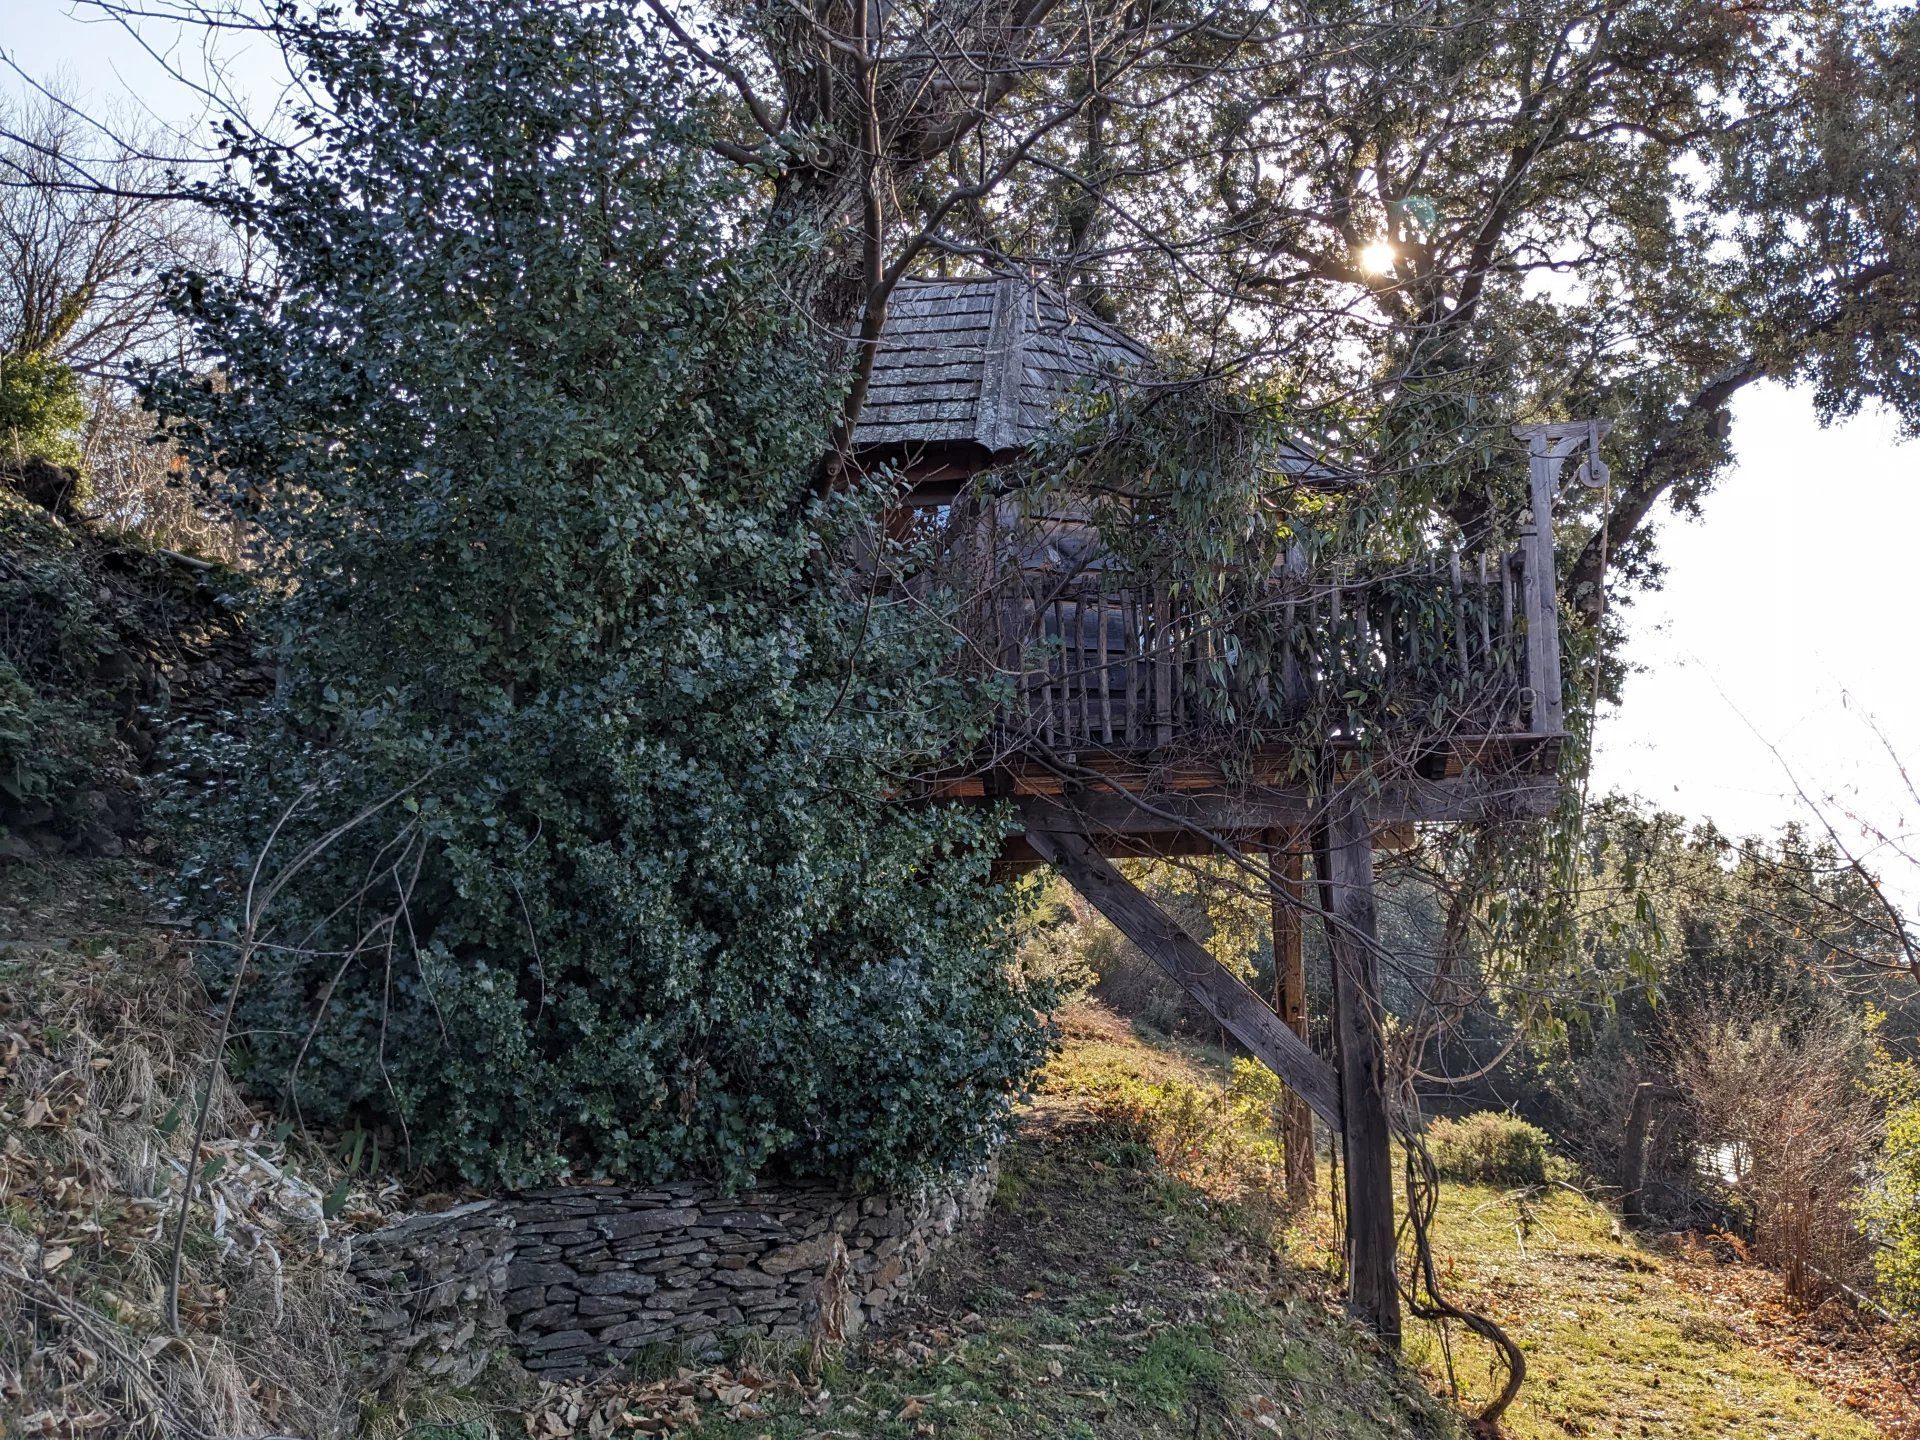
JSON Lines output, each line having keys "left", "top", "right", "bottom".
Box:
{"left": 1316, "top": 790, "right": 1402, "bottom": 1346}
{"left": 1003, "top": 768, "right": 1559, "bottom": 835}
{"left": 1024, "top": 826, "right": 1344, "bottom": 1131}
{"left": 1268, "top": 831, "right": 1316, "bottom": 1209}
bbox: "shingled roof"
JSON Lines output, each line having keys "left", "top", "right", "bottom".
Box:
{"left": 851, "top": 275, "right": 1153, "bottom": 456}
{"left": 850, "top": 274, "right": 1349, "bottom": 484}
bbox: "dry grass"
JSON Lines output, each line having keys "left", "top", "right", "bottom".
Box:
{"left": 0, "top": 859, "right": 366, "bottom": 1439}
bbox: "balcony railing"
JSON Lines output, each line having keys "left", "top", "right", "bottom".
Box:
{"left": 913, "top": 485, "right": 1567, "bottom": 768}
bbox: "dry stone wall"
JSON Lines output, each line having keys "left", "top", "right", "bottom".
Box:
{"left": 350, "top": 1169, "right": 993, "bottom": 1381}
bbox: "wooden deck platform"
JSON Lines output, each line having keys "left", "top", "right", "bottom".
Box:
{"left": 902, "top": 476, "right": 1570, "bottom": 857}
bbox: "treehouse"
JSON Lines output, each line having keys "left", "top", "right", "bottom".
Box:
{"left": 848, "top": 273, "right": 1603, "bottom": 1341}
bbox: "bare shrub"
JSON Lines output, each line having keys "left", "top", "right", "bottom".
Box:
{"left": 1665, "top": 1003, "right": 1877, "bottom": 1303}
{"left": 0, "top": 864, "right": 363, "bottom": 1439}
{"left": 79, "top": 384, "right": 247, "bottom": 563}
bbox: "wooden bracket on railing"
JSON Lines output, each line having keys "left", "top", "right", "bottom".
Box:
{"left": 1512, "top": 420, "right": 1611, "bottom": 737}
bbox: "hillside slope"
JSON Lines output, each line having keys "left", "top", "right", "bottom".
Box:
{"left": 523, "top": 1006, "right": 1462, "bottom": 1440}
{"left": 0, "top": 860, "right": 363, "bottom": 1440}
{"left": 555, "top": 1002, "right": 1911, "bottom": 1440}
{"left": 1405, "top": 1167, "right": 1911, "bottom": 1440}
{"left": 4, "top": 864, "right": 1908, "bottom": 1440}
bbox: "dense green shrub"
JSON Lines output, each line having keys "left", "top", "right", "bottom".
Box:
{"left": 1424, "top": 1112, "right": 1551, "bottom": 1187}
{"left": 156, "top": 0, "right": 1047, "bottom": 1189}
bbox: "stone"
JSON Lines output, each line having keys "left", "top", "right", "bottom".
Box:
{"left": 502, "top": 1285, "right": 549, "bottom": 1316}
{"left": 576, "top": 1270, "right": 658, "bottom": 1297}
{"left": 506, "top": 1261, "right": 579, "bottom": 1288}
{"left": 525, "top": 1328, "right": 595, "bottom": 1353}
{"left": 597, "top": 1207, "right": 698, "bottom": 1240}
{"left": 520, "top": 1226, "right": 598, "bottom": 1246}
{"left": 577, "top": 1294, "right": 650, "bottom": 1318}
{"left": 601, "top": 1319, "right": 676, "bottom": 1346}
{"left": 760, "top": 1234, "right": 836, "bottom": 1275}
{"left": 712, "top": 1267, "right": 782, "bottom": 1290}
{"left": 575, "top": 1307, "right": 642, "bottom": 1328}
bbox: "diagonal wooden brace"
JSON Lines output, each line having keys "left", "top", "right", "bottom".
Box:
{"left": 1024, "top": 825, "right": 1344, "bottom": 1131}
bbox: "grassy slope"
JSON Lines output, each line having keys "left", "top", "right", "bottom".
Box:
{"left": 5, "top": 860, "right": 1898, "bottom": 1440}
{"left": 668, "top": 1000, "right": 1896, "bottom": 1440}
{"left": 1406, "top": 1182, "right": 1885, "bottom": 1440}
{"left": 591, "top": 1004, "right": 1459, "bottom": 1440}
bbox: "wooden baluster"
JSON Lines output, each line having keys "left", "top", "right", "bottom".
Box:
{"left": 1327, "top": 582, "right": 1343, "bottom": 719}
{"left": 1064, "top": 595, "right": 1080, "bottom": 749}
{"left": 1082, "top": 595, "right": 1098, "bottom": 748}
{"left": 1084, "top": 592, "right": 1096, "bottom": 747}
{"left": 1048, "top": 597, "right": 1064, "bottom": 747}
{"left": 1098, "top": 572, "right": 1114, "bottom": 745}
{"left": 1351, "top": 584, "right": 1370, "bottom": 689}
{"left": 1282, "top": 541, "right": 1307, "bottom": 718}
{"left": 1019, "top": 580, "right": 1034, "bottom": 747}
{"left": 1392, "top": 589, "right": 1408, "bottom": 690}
{"left": 1154, "top": 583, "right": 1173, "bottom": 749}
{"left": 1500, "top": 550, "right": 1516, "bottom": 704}
{"left": 1477, "top": 551, "right": 1492, "bottom": 669}
{"left": 1123, "top": 587, "right": 1139, "bottom": 747}
{"left": 1450, "top": 548, "right": 1469, "bottom": 681}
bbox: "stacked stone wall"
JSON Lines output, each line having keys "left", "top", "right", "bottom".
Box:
{"left": 350, "top": 1168, "right": 993, "bottom": 1380}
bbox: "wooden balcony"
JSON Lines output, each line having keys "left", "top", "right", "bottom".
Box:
{"left": 911, "top": 430, "right": 1585, "bottom": 842}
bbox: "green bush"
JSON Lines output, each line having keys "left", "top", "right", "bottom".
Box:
{"left": 0, "top": 351, "right": 85, "bottom": 472}
{"left": 1863, "top": 1048, "right": 1920, "bottom": 1316}
{"left": 157, "top": 1, "right": 1049, "bottom": 1190}
{"left": 1424, "top": 1111, "right": 1551, "bottom": 1187}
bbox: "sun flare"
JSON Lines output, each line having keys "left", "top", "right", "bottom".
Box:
{"left": 1358, "top": 240, "right": 1398, "bottom": 275}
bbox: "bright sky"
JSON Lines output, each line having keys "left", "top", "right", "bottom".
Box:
{"left": 1589, "top": 387, "right": 1920, "bottom": 872}
{"left": 7, "top": 3, "right": 1918, "bottom": 900}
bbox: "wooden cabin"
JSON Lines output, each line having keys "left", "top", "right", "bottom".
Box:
{"left": 849, "top": 273, "right": 1601, "bottom": 1343}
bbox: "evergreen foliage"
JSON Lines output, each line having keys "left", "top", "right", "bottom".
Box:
{"left": 1864, "top": 1047, "right": 1920, "bottom": 1317}
{"left": 155, "top": 0, "right": 1046, "bottom": 1189}
{"left": 0, "top": 351, "right": 85, "bottom": 471}
{"left": 1424, "top": 1112, "right": 1550, "bottom": 1189}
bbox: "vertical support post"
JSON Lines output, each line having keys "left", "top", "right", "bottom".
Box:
{"left": 1512, "top": 419, "right": 1609, "bottom": 737}
{"left": 1520, "top": 435, "right": 1565, "bottom": 736}
{"left": 1269, "top": 830, "right": 1316, "bottom": 1209}
{"left": 1316, "top": 786, "right": 1401, "bottom": 1346}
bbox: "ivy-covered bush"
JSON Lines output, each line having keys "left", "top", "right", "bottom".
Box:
{"left": 1424, "top": 1112, "right": 1551, "bottom": 1187}
{"left": 156, "top": 0, "right": 1047, "bottom": 1189}
{"left": 0, "top": 352, "right": 86, "bottom": 472}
